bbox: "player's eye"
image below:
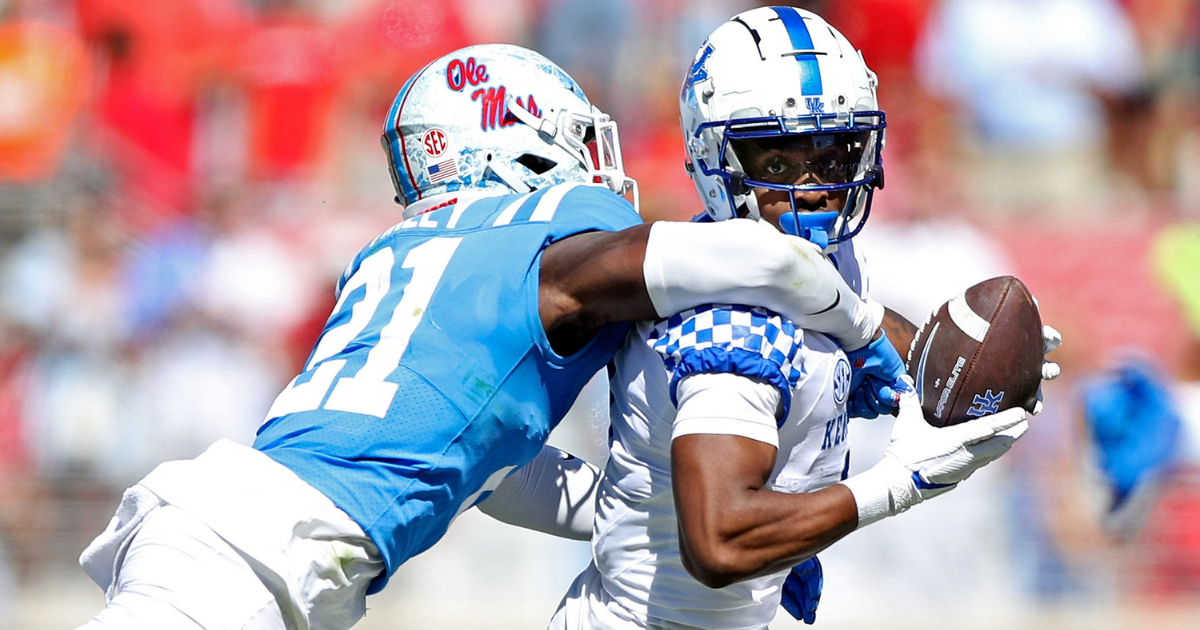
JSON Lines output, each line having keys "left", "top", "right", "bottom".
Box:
{"left": 764, "top": 157, "right": 790, "bottom": 176}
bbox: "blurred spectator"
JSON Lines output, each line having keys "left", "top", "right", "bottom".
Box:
{"left": 1114, "top": 0, "right": 1200, "bottom": 204}
{"left": 233, "top": 0, "right": 343, "bottom": 183}
{"left": 917, "top": 0, "right": 1147, "bottom": 216}
{"left": 0, "top": 19, "right": 89, "bottom": 182}
{"left": 75, "top": 0, "right": 246, "bottom": 226}
{"left": 1, "top": 202, "right": 131, "bottom": 477}
{"left": 535, "top": 0, "right": 633, "bottom": 112}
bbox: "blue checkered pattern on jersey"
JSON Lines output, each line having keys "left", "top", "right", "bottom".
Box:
{"left": 649, "top": 304, "right": 805, "bottom": 423}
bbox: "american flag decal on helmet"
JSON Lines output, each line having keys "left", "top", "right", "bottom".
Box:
{"left": 428, "top": 158, "right": 458, "bottom": 183}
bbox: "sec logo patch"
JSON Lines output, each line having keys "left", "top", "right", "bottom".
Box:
{"left": 833, "top": 357, "right": 851, "bottom": 405}
{"left": 422, "top": 128, "right": 448, "bottom": 158}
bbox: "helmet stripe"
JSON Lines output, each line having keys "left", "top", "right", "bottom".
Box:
{"left": 385, "top": 61, "right": 435, "bottom": 203}
{"left": 770, "top": 7, "right": 822, "bottom": 96}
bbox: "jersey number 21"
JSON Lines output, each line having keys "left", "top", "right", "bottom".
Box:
{"left": 265, "top": 237, "right": 462, "bottom": 420}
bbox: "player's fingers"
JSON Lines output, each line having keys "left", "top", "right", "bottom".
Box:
{"left": 878, "top": 385, "right": 903, "bottom": 409}
{"left": 1042, "top": 361, "right": 1061, "bottom": 381}
{"left": 965, "top": 436, "right": 1017, "bottom": 469}
{"left": 996, "top": 417, "right": 1030, "bottom": 441}
{"left": 1042, "top": 325, "right": 1062, "bottom": 354}
{"left": 968, "top": 419, "right": 1029, "bottom": 465}
{"left": 866, "top": 390, "right": 896, "bottom": 416}
{"left": 954, "top": 407, "right": 1027, "bottom": 443}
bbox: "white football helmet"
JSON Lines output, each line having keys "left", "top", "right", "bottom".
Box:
{"left": 680, "top": 6, "right": 885, "bottom": 248}
{"left": 383, "top": 44, "right": 637, "bottom": 217}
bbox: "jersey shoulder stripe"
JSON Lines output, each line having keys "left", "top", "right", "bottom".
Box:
{"left": 648, "top": 304, "right": 805, "bottom": 422}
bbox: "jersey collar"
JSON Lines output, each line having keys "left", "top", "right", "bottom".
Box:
{"left": 401, "top": 190, "right": 509, "bottom": 219}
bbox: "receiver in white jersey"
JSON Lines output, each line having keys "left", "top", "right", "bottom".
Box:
{"left": 551, "top": 244, "right": 866, "bottom": 630}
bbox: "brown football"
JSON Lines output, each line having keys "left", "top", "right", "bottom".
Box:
{"left": 906, "top": 276, "right": 1043, "bottom": 427}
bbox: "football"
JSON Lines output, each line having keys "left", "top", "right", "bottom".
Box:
{"left": 906, "top": 276, "right": 1043, "bottom": 427}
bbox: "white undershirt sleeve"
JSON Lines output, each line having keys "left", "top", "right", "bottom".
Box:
{"left": 672, "top": 372, "right": 782, "bottom": 448}
{"left": 642, "top": 219, "right": 883, "bottom": 351}
{"left": 475, "top": 445, "right": 600, "bottom": 541}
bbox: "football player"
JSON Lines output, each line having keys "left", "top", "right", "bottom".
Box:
{"left": 546, "top": 8, "right": 1036, "bottom": 629}
{"left": 76, "top": 44, "right": 907, "bottom": 629}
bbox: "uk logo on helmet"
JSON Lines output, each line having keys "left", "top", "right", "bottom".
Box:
{"left": 422, "top": 129, "right": 448, "bottom": 158}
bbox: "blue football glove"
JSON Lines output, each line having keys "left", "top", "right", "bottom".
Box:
{"left": 845, "top": 330, "right": 907, "bottom": 418}
{"left": 780, "top": 556, "right": 823, "bottom": 624}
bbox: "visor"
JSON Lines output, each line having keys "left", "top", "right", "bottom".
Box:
{"left": 729, "top": 130, "right": 871, "bottom": 186}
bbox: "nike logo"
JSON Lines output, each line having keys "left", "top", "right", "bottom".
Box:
{"left": 809, "top": 292, "right": 841, "bottom": 315}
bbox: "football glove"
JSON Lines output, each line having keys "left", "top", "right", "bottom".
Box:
{"left": 844, "top": 329, "right": 907, "bottom": 419}
{"left": 840, "top": 383, "right": 1029, "bottom": 527}
{"left": 780, "top": 556, "right": 823, "bottom": 625}
{"left": 1030, "top": 324, "right": 1063, "bottom": 416}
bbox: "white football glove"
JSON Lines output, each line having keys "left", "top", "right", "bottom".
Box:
{"left": 1041, "top": 324, "right": 1062, "bottom": 381}
{"left": 1031, "top": 324, "right": 1063, "bottom": 416}
{"left": 840, "top": 383, "right": 1029, "bottom": 528}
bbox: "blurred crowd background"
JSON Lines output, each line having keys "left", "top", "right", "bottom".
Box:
{"left": 0, "top": 0, "right": 1199, "bottom": 627}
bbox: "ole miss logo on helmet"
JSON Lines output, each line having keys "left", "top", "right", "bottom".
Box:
{"left": 444, "top": 55, "right": 542, "bottom": 132}
{"left": 422, "top": 129, "right": 448, "bottom": 158}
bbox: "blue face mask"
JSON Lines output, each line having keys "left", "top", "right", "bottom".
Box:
{"left": 777, "top": 210, "right": 839, "bottom": 249}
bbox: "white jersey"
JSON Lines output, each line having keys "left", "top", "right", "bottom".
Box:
{"left": 591, "top": 314, "right": 848, "bottom": 630}
{"left": 584, "top": 240, "right": 866, "bottom": 630}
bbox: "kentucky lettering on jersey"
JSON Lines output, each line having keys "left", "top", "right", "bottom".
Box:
{"left": 253, "top": 183, "right": 640, "bottom": 593}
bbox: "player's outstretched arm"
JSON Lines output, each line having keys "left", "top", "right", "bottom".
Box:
{"left": 539, "top": 219, "right": 883, "bottom": 355}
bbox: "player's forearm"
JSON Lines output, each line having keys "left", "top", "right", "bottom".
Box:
{"left": 686, "top": 485, "right": 858, "bottom": 588}
{"left": 643, "top": 220, "right": 882, "bottom": 350}
{"left": 671, "top": 433, "right": 858, "bottom": 589}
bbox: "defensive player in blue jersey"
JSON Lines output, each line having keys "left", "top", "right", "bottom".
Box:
{"left": 76, "top": 45, "right": 907, "bottom": 630}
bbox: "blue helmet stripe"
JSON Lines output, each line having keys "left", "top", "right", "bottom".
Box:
{"left": 771, "top": 7, "right": 822, "bottom": 96}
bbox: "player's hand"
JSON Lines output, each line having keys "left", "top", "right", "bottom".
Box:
{"left": 844, "top": 329, "right": 907, "bottom": 419}
{"left": 780, "top": 556, "right": 822, "bottom": 624}
{"left": 886, "top": 387, "right": 1028, "bottom": 492}
{"left": 841, "top": 381, "right": 1029, "bottom": 526}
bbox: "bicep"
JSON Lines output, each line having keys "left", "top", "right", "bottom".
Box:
{"left": 669, "top": 373, "right": 781, "bottom": 552}
{"left": 672, "top": 433, "right": 778, "bottom": 529}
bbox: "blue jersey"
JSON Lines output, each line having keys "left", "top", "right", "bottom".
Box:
{"left": 253, "top": 183, "right": 640, "bottom": 592}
